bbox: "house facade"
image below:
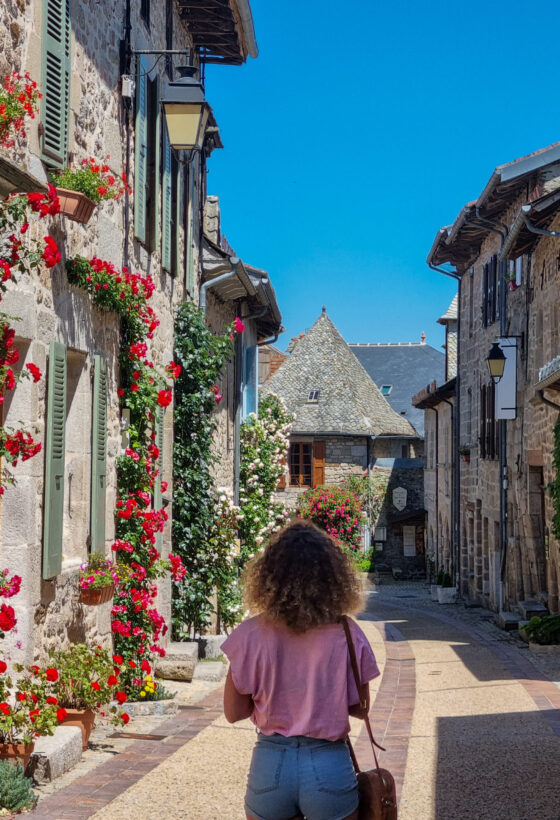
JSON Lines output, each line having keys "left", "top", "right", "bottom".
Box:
{"left": 0, "top": 0, "right": 258, "bottom": 664}
{"left": 261, "top": 309, "right": 427, "bottom": 570}
{"left": 426, "top": 142, "right": 560, "bottom": 615}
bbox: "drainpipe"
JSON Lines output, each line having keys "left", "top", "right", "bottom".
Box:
{"left": 441, "top": 398, "right": 455, "bottom": 583}
{"left": 432, "top": 406, "right": 439, "bottom": 580}
{"left": 257, "top": 333, "right": 279, "bottom": 346}
{"left": 199, "top": 259, "right": 242, "bottom": 314}
{"left": 428, "top": 260, "right": 462, "bottom": 596}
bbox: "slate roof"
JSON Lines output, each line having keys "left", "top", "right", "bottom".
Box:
{"left": 437, "top": 295, "right": 458, "bottom": 324}
{"left": 349, "top": 342, "right": 445, "bottom": 437}
{"left": 261, "top": 311, "right": 416, "bottom": 438}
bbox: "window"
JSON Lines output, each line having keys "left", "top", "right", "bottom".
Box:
{"left": 401, "top": 443, "right": 409, "bottom": 459}
{"left": 380, "top": 385, "right": 392, "bottom": 396}
{"left": 141, "top": 0, "right": 150, "bottom": 27}
{"left": 508, "top": 257, "right": 523, "bottom": 287}
{"left": 403, "top": 525, "right": 416, "bottom": 557}
{"left": 289, "top": 441, "right": 325, "bottom": 487}
{"left": 479, "top": 383, "right": 498, "bottom": 459}
{"left": 41, "top": 0, "right": 71, "bottom": 168}
{"left": 482, "top": 255, "right": 500, "bottom": 327}
{"left": 307, "top": 390, "right": 319, "bottom": 403}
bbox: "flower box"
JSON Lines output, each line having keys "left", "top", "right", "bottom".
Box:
{"left": 80, "top": 583, "right": 114, "bottom": 606}
{"left": 0, "top": 741, "right": 34, "bottom": 770}
{"left": 55, "top": 188, "right": 96, "bottom": 224}
{"left": 61, "top": 708, "right": 95, "bottom": 751}
{"left": 437, "top": 586, "right": 457, "bottom": 604}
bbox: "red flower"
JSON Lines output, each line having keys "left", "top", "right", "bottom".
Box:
{"left": 140, "top": 659, "right": 151, "bottom": 673}
{"left": 115, "top": 691, "right": 127, "bottom": 704}
{"left": 0, "top": 660, "right": 6, "bottom": 674}
{"left": 121, "top": 712, "right": 130, "bottom": 724}
{"left": 157, "top": 389, "right": 172, "bottom": 407}
{"left": 0, "top": 702, "right": 11, "bottom": 715}
{"left": 0, "top": 604, "right": 16, "bottom": 633}
{"left": 57, "top": 707, "right": 68, "bottom": 722}
{"left": 16, "top": 692, "right": 26, "bottom": 701}
{"left": 112, "top": 655, "right": 123, "bottom": 665}
{"left": 46, "top": 696, "right": 58, "bottom": 705}
{"left": 42, "top": 236, "right": 61, "bottom": 269}
{"left": 107, "top": 675, "right": 118, "bottom": 686}
{"left": 128, "top": 660, "right": 136, "bottom": 669}
{"left": 91, "top": 681, "right": 101, "bottom": 691}
{"left": 45, "top": 667, "right": 59, "bottom": 682}
{"left": 130, "top": 383, "right": 139, "bottom": 393}
{"left": 234, "top": 317, "right": 245, "bottom": 333}
{"left": 26, "top": 362, "right": 42, "bottom": 382}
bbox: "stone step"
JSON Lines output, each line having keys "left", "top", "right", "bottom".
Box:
{"left": 28, "top": 725, "right": 82, "bottom": 784}
{"left": 155, "top": 642, "right": 198, "bottom": 682}
{"left": 517, "top": 600, "right": 548, "bottom": 620}
{"left": 162, "top": 641, "right": 199, "bottom": 662}
{"left": 496, "top": 612, "right": 522, "bottom": 631}
{"left": 193, "top": 661, "right": 228, "bottom": 682}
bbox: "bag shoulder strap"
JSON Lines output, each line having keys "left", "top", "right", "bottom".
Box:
{"left": 342, "top": 615, "right": 385, "bottom": 773}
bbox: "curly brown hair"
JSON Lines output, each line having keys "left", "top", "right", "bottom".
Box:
{"left": 243, "top": 519, "right": 363, "bottom": 633}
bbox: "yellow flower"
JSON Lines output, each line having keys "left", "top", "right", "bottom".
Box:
{"left": 140, "top": 691, "right": 146, "bottom": 698}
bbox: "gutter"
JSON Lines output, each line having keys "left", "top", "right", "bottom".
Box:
{"left": 200, "top": 258, "right": 243, "bottom": 314}
{"left": 235, "top": 0, "right": 258, "bottom": 58}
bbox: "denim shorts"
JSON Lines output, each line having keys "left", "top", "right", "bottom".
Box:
{"left": 245, "top": 733, "right": 359, "bottom": 820}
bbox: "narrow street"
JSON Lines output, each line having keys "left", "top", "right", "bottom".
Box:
{"left": 28, "top": 583, "right": 560, "bottom": 820}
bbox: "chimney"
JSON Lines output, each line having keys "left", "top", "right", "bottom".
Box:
{"left": 421, "top": 331, "right": 426, "bottom": 344}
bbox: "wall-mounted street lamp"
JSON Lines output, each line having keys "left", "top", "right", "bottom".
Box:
{"left": 486, "top": 341, "right": 506, "bottom": 384}
{"left": 161, "top": 65, "right": 211, "bottom": 151}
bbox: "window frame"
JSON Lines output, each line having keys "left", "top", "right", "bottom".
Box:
{"left": 289, "top": 442, "right": 313, "bottom": 488}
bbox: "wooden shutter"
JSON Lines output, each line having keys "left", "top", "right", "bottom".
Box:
{"left": 154, "top": 407, "right": 164, "bottom": 550}
{"left": 488, "top": 256, "right": 496, "bottom": 324}
{"left": 185, "top": 164, "right": 195, "bottom": 293}
{"left": 312, "top": 441, "right": 326, "bottom": 487}
{"left": 41, "top": 0, "right": 70, "bottom": 167}
{"left": 277, "top": 455, "right": 287, "bottom": 490}
{"left": 43, "top": 341, "right": 67, "bottom": 578}
{"left": 90, "top": 355, "right": 107, "bottom": 554}
{"left": 134, "top": 56, "right": 148, "bottom": 243}
{"left": 161, "top": 128, "right": 172, "bottom": 271}
{"left": 479, "top": 385, "right": 486, "bottom": 459}
{"left": 172, "top": 157, "right": 181, "bottom": 277}
{"left": 151, "top": 75, "right": 162, "bottom": 252}
{"left": 482, "top": 262, "right": 488, "bottom": 328}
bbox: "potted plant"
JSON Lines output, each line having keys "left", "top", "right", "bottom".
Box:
{"left": 430, "top": 567, "right": 443, "bottom": 601}
{"left": 52, "top": 157, "right": 128, "bottom": 224}
{"left": 437, "top": 572, "right": 456, "bottom": 604}
{"left": 19, "top": 644, "right": 129, "bottom": 750}
{"left": 523, "top": 614, "right": 560, "bottom": 653}
{"left": 459, "top": 445, "right": 470, "bottom": 464}
{"left": 0, "top": 661, "right": 60, "bottom": 769}
{"left": 79, "top": 555, "right": 116, "bottom": 605}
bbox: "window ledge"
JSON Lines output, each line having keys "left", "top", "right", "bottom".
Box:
{"left": 0, "top": 155, "right": 47, "bottom": 199}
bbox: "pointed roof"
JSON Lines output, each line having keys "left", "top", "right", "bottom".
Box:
{"left": 437, "top": 295, "right": 458, "bottom": 324}
{"left": 262, "top": 311, "right": 416, "bottom": 437}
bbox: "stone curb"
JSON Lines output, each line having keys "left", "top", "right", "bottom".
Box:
{"left": 119, "top": 699, "right": 179, "bottom": 717}
{"left": 28, "top": 725, "right": 82, "bottom": 784}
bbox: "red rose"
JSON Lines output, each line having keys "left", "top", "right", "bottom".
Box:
{"left": 115, "top": 691, "right": 127, "bottom": 704}
{"left": 112, "top": 655, "right": 123, "bottom": 664}
{"left": 157, "top": 389, "right": 172, "bottom": 407}
{"left": 140, "top": 659, "right": 151, "bottom": 673}
{"left": 0, "top": 604, "right": 16, "bottom": 633}
{"left": 25, "top": 362, "right": 42, "bottom": 382}
{"left": 91, "top": 681, "right": 101, "bottom": 691}
{"left": 46, "top": 696, "right": 58, "bottom": 705}
{"left": 0, "top": 660, "right": 7, "bottom": 674}
{"left": 107, "top": 675, "right": 118, "bottom": 686}
{"left": 121, "top": 712, "right": 130, "bottom": 725}
{"left": 57, "top": 707, "right": 68, "bottom": 722}
{"left": 16, "top": 692, "right": 26, "bottom": 701}
{"left": 128, "top": 660, "right": 136, "bottom": 669}
{"left": 45, "top": 667, "right": 59, "bottom": 682}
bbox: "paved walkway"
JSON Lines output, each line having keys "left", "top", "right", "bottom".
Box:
{"left": 27, "top": 583, "right": 560, "bottom": 819}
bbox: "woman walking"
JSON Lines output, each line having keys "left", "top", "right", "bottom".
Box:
{"left": 222, "top": 519, "right": 379, "bottom": 820}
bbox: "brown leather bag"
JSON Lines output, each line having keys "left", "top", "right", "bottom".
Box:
{"left": 342, "top": 616, "right": 398, "bottom": 820}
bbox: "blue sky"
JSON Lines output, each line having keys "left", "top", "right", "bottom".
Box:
{"left": 206, "top": 0, "right": 560, "bottom": 352}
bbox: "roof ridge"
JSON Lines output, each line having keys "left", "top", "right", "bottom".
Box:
{"left": 349, "top": 342, "right": 425, "bottom": 347}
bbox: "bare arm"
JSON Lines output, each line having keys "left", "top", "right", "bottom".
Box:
{"left": 224, "top": 667, "right": 254, "bottom": 723}
{"left": 348, "top": 681, "right": 370, "bottom": 719}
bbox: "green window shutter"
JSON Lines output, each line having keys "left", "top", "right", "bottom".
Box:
{"left": 41, "top": 0, "right": 71, "bottom": 168}
{"left": 43, "top": 341, "right": 67, "bottom": 579}
{"left": 90, "top": 355, "right": 107, "bottom": 554}
{"left": 150, "top": 74, "right": 162, "bottom": 253}
{"left": 154, "top": 407, "right": 165, "bottom": 550}
{"left": 134, "top": 56, "right": 148, "bottom": 243}
{"left": 173, "top": 158, "right": 182, "bottom": 277}
{"left": 186, "top": 166, "right": 195, "bottom": 294}
{"left": 161, "top": 128, "right": 172, "bottom": 271}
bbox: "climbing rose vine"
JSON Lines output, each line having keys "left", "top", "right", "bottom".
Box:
{"left": 171, "top": 301, "right": 243, "bottom": 638}
{"left": 238, "top": 394, "right": 293, "bottom": 561}
{"left": 66, "top": 255, "right": 185, "bottom": 691}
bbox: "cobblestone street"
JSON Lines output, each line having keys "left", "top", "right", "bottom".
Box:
{"left": 26, "top": 583, "right": 560, "bottom": 820}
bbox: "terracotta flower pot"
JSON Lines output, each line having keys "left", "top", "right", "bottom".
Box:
{"left": 0, "top": 741, "right": 35, "bottom": 770}
{"left": 56, "top": 187, "right": 96, "bottom": 224}
{"left": 61, "top": 708, "right": 95, "bottom": 751}
{"left": 80, "top": 583, "right": 114, "bottom": 606}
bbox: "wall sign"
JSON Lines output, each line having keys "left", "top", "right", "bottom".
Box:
{"left": 392, "top": 487, "right": 407, "bottom": 511}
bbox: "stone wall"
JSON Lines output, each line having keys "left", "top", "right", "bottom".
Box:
{"left": 0, "top": 0, "right": 198, "bottom": 662}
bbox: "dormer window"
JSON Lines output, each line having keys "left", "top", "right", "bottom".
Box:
{"left": 307, "top": 390, "right": 320, "bottom": 403}
{"left": 381, "top": 385, "right": 393, "bottom": 396}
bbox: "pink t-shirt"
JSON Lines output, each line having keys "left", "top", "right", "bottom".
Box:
{"left": 222, "top": 615, "right": 379, "bottom": 741}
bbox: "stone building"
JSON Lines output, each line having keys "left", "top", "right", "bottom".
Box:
{"left": 412, "top": 297, "right": 457, "bottom": 579}
{"left": 261, "top": 309, "right": 426, "bottom": 570}
{"left": 427, "top": 141, "right": 560, "bottom": 615}
{"left": 350, "top": 336, "right": 444, "bottom": 441}
{"left": 0, "top": 0, "right": 258, "bottom": 663}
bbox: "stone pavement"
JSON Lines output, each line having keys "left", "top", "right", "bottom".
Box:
{"left": 24, "top": 583, "right": 560, "bottom": 819}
